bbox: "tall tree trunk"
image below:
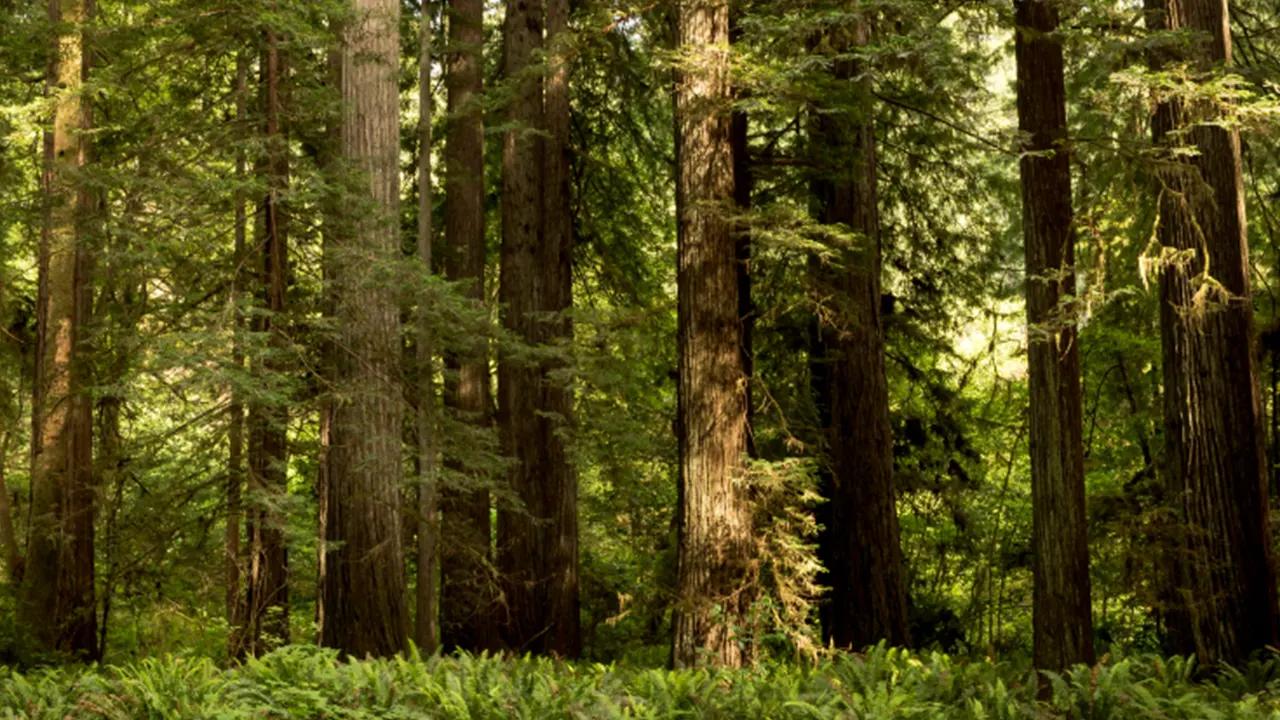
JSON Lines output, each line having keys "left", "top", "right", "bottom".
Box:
{"left": 414, "top": 0, "right": 441, "bottom": 654}
{"left": 1014, "top": 0, "right": 1095, "bottom": 672}
{"left": 440, "top": 0, "right": 498, "bottom": 653}
{"left": 226, "top": 51, "right": 249, "bottom": 659}
{"left": 539, "top": 0, "right": 580, "bottom": 658}
{"left": 671, "top": 0, "right": 755, "bottom": 669}
{"left": 321, "top": 0, "right": 409, "bottom": 658}
{"left": 1149, "top": 0, "right": 1279, "bottom": 666}
{"left": 244, "top": 27, "right": 290, "bottom": 656}
{"left": 21, "top": 0, "right": 98, "bottom": 661}
{"left": 809, "top": 17, "right": 911, "bottom": 651}
{"left": 495, "top": 0, "right": 580, "bottom": 658}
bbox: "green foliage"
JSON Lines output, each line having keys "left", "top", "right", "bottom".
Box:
{"left": 7, "top": 645, "right": 1280, "bottom": 719}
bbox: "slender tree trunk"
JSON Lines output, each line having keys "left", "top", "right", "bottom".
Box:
{"left": 1014, "top": 0, "right": 1095, "bottom": 673}
{"left": 440, "top": 0, "right": 498, "bottom": 653}
{"left": 243, "top": 27, "right": 291, "bottom": 656}
{"left": 671, "top": 0, "right": 755, "bottom": 669}
{"left": 21, "top": 0, "right": 98, "bottom": 661}
{"left": 1149, "top": 0, "right": 1280, "bottom": 666}
{"left": 809, "top": 17, "right": 910, "bottom": 651}
{"left": 226, "top": 51, "right": 249, "bottom": 659}
{"left": 414, "top": 0, "right": 441, "bottom": 654}
{"left": 0, "top": 430, "right": 21, "bottom": 582}
{"left": 495, "top": 0, "right": 580, "bottom": 658}
{"left": 539, "top": 0, "right": 580, "bottom": 658}
{"left": 321, "top": 0, "right": 409, "bottom": 658}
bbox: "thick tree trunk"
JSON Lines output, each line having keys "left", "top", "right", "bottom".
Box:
{"left": 21, "top": 0, "right": 98, "bottom": 661}
{"left": 321, "top": 0, "right": 409, "bottom": 658}
{"left": 809, "top": 21, "right": 911, "bottom": 651}
{"left": 495, "top": 0, "right": 581, "bottom": 658}
{"left": 414, "top": 0, "right": 441, "bottom": 654}
{"left": 1149, "top": 0, "right": 1279, "bottom": 666}
{"left": 671, "top": 0, "right": 755, "bottom": 669}
{"left": 1014, "top": 0, "right": 1095, "bottom": 672}
{"left": 244, "top": 27, "right": 290, "bottom": 656}
{"left": 440, "top": 0, "right": 499, "bottom": 653}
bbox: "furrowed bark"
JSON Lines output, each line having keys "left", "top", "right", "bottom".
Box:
{"left": 671, "top": 0, "right": 755, "bottom": 669}
{"left": 1149, "top": 0, "right": 1280, "bottom": 666}
{"left": 1014, "top": 0, "right": 1095, "bottom": 672}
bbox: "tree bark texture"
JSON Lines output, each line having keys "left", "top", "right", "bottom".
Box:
{"left": 321, "top": 0, "right": 410, "bottom": 658}
{"left": 809, "top": 21, "right": 911, "bottom": 651}
{"left": 1014, "top": 0, "right": 1096, "bottom": 672}
{"left": 244, "top": 27, "right": 290, "bottom": 655}
{"left": 21, "top": 0, "right": 98, "bottom": 661}
{"left": 671, "top": 0, "right": 755, "bottom": 669}
{"left": 441, "top": 0, "right": 499, "bottom": 653}
{"left": 496, "top": 0, "right": 581, "bottom": 658}
{"left": 1149, "top": 0, "right": 1279, "bottom": 666}
{"left": 729, "top": 10, "right": 754, "bottom": 459}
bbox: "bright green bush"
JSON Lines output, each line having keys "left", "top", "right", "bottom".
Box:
{"left": 3, "top": 644, "right": 1280, "bottom": 719}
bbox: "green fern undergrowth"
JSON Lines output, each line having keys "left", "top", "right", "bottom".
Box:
{"left": 4, "top": 643, "right": 1280, "bottom": 719}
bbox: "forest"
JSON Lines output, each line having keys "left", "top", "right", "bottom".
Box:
{"left": 1, "top": 0, "right": 1280, "bottom": 716}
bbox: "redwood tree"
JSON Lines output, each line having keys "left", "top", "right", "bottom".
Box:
{"left": 496, "top": 0, "right": 580, "bottom": 657}
{"left": 1149, "top": 0, "right": 1279, "bottom": 665}
{"left": 1014, "top": 0, "right": 1095, "bottom": 672}
{"left": 440, "top": 0, "right": 499, "bottom": 652}
{"left": 243, "top": 26, "right": 290, "bottom": 656}
{"left": 414, "top": 0, "right": 441, "bottom": 655}
{"left": 671, "top": 0, "right": 755, "bottom": 669}
{"left": 320, "top": 0, "right": 409, "bottom": 657}
{"left": 21, "top": 0, "right": 99, "bottom": 661}
{"left": 809, "top": 18, "right": 911, "bottom": 650}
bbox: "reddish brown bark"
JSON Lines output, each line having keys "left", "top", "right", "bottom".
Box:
{"left": 495, "top": 0, "right": 580, "bottom": 658}
{"left": 1149, "top": 0, "right": 1279, "bottom": 666}
{"left": 321, "top": 0, "right": 410, "bottom": 658}
{"left": 22, "top": 0, "right": 98, "bottom": 661}
{"left": 810, "top": 21, "right": 910, "bottom": 651}
{"left": 671, "top": 0, "right": 755, "bottom": 669}
{"left": 1014, "top": 0, "right": 1095, "bottom": 672}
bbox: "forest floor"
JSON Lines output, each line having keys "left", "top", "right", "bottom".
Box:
{"left": 3, "top": 643, "right": 1280, "bottom": 718}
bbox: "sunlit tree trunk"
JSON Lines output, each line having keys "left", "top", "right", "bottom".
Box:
{"left": 440, "top": 0, "right": 499, "bottom": 653}
{"left": 244, "top": 26, "right": 290, "bottom": 656}
{"left": 1014, "top": 0, "right": 1095, "bottom": 672}
{"left": 495, "top": 0, "right": 580, "bottom": 658}
{"left": 1149, "top": 0, "right": 1279, "bottom": 665}
{"left": 810, "top": 17, "right": 910, "bottom": 651}
{"left": 729, "top": 9, "right": 753, "bottom": 458}
{"left": 22, "top": 0, "right": 98, "bottom": 661}
{"left": 671, "top": 0, "right": 755, "bottom": 669}
{"left": 321, "top": 0, "right": 409, "bottom": 657}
